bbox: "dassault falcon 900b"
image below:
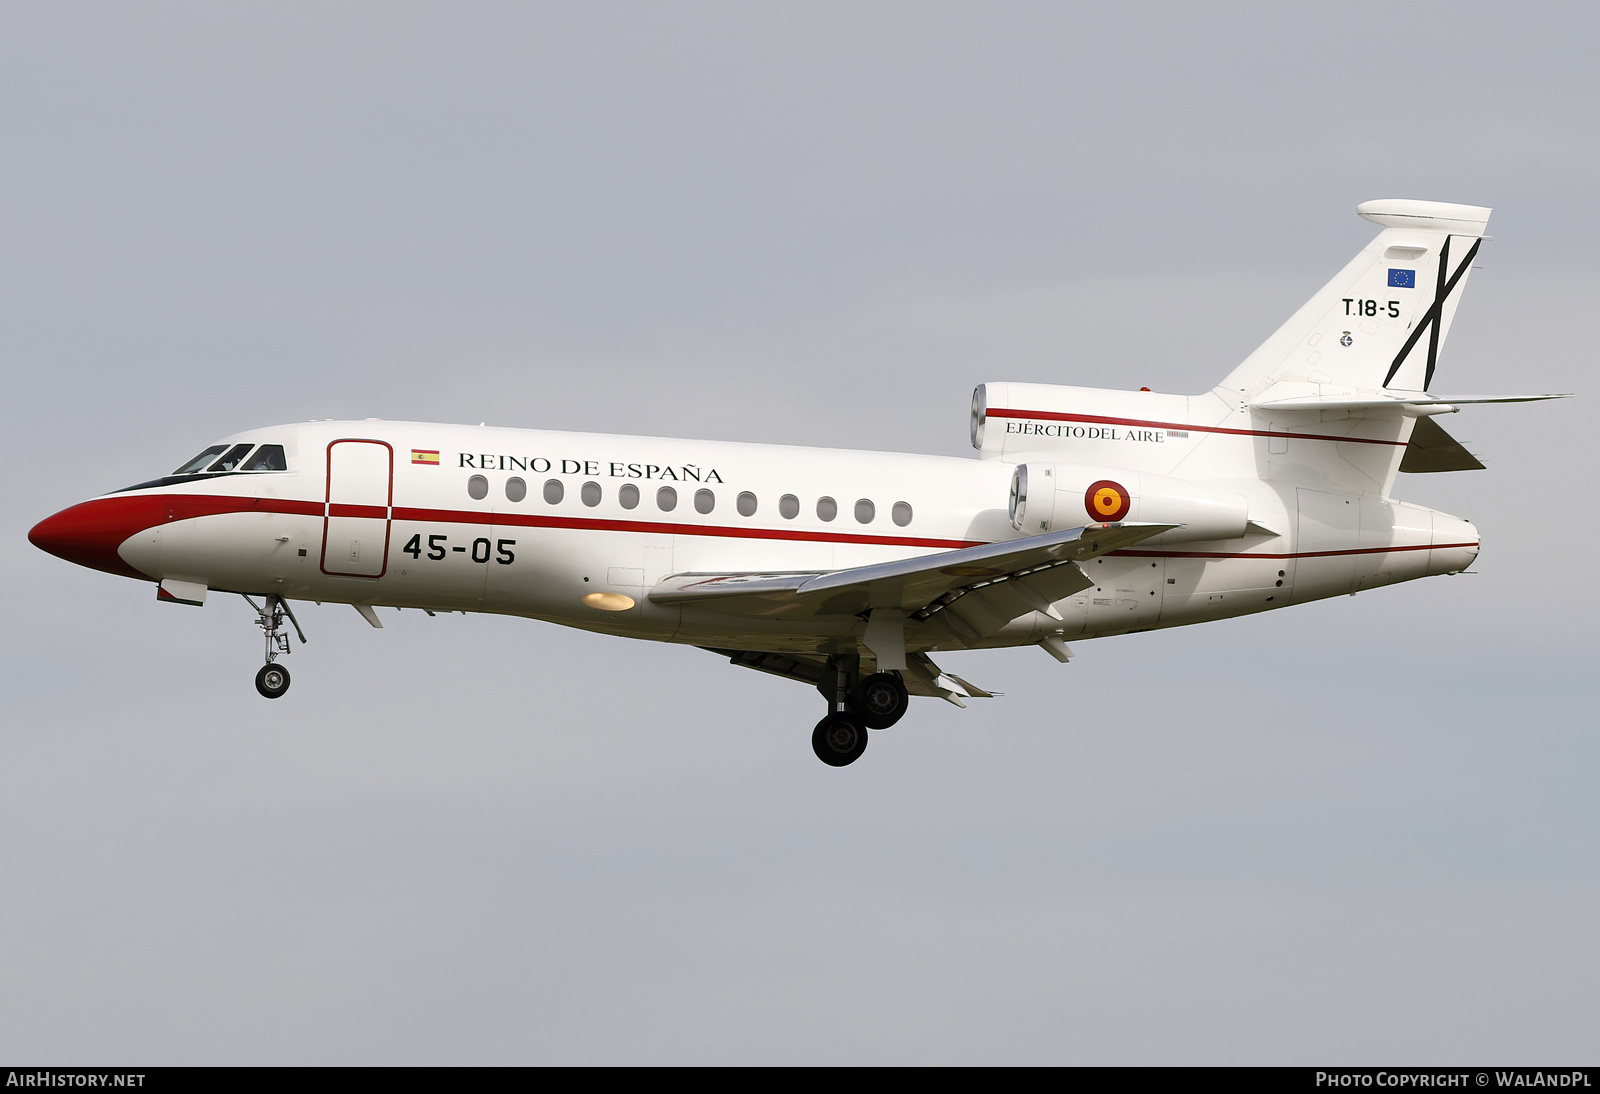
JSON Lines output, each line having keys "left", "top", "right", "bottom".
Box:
{"left": 30, "top": 200, "right": 1567, "bottom": 766}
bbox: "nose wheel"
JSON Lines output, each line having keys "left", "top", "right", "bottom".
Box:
{"left": 242, "top": 593, "right": 306, "bottom": 698}
{"left": 255, "top": 663, "right": 291, "bottom": 699}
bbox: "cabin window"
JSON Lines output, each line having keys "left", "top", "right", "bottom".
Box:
{"left": 505, "top": 476, "right": 527, "bottom": 502}
{"left": 208, "top": 444, "right": 254, "bottom": 472}
{"left": 816, "top": 497, "right": 837, "bottom": 522}
{"left": 467, "top": 475, "right": 488, "bottom": 500}
{"left": 581, "top": 481, "right": 602, "bottom": 507}
{"left": 737, "top": 491, "right": 757, "bottom": 517}
{"left": 892, "top": 501, "right": 913, "bottom": 527}
{"left": 854, "top": 499, "right": 875, "bottom": 524}
{"left": 619, "top": 483, "right": 640, "bottom": 510}
{"left": 241, "top": 445, "right": 287, "bottom": 472}
{"left": 657, "top": 486, "right": 677, "bottom": 511}
{"left": 173, "top": 446, "right": 228, "bottom": 475}
{"left": 543, "top": 479, "right": 564, "bottom": 504}
{"left": 779, "top": 494, "right": 799, "bottom": 519}
{"left": 694, "top": 489, "right": 715, "bottom": 514}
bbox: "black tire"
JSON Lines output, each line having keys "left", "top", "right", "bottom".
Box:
{"left": 255, "top": 663, "right": 291, "bottom": 699}
{"left": 811, "top": 713, "right": 868, "bottom": 767}
{"left": 850, "top": 672, "right": 909, "bottom": 729}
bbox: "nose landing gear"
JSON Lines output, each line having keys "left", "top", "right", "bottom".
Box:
{"left": 243, "top": 594, "right": 306, "bottom": 699}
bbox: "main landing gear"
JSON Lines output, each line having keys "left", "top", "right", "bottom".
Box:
{"left": 243, "top": 594, "right": 306, "bottom": 699}
{"left": 853, "top": 672, "right": 910, "bottom": 730}
{"left": 811, "top": 656, "right": 911, "bottom": 767}
{"left": 812, "top": 714, "right": 868, "bottom": 767}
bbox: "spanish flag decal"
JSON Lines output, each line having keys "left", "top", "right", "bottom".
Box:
{"left": 412, "top": 449, "right": 440, "bottom": 465}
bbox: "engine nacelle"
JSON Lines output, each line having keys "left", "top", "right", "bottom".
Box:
{"left": 1008, "top": 463, "right": 1250, "bottom": 543}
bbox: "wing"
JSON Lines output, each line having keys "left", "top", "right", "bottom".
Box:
{"left": 649, "top": 521, "right": 1177, "bottom": 629}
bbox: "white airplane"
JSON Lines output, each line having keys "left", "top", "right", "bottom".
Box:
{"left": 30, "top": 199, "right": 1567, "bottom": 766}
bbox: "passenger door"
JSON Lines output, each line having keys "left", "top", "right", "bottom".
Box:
{"left": 322, "top": 440, "right": 393, "bottom": 577}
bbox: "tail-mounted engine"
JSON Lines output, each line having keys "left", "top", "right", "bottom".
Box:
{"left": 1008, "top": 463, "right": 1250, "bottom": 543}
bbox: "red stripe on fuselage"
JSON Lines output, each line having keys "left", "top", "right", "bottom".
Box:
{"left": 387, "top": 505, "right": 980, "bottom": 549}
{"left": 48, "top": 492, "right": 982, "bottom": 554}
{"left": 986, "top": 408, "right": 1411, "bottom": 447}
{"left": 328, "top": 503, "right": 388, "bottom": 519}
{"left": 33, "top": 490, "right": 1476, "bottom": 581}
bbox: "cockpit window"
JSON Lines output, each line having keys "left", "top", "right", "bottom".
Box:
{"left": 241, "top": 444, "right": 287, "bottom": 471}
{"left": 173, "top": 445, "right": 229, "bottom": 475}
{"left": 207, "top": 444, "right": 254, "bottom": 472}
{"left": 122, "top": 441, "right": 286, "bottom": 495}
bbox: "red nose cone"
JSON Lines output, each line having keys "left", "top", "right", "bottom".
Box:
{"left": 29, "top": 496, "right": 164, "bottom": 580}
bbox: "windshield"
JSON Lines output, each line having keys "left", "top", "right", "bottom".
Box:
{"left": 207, "top": 444, "right": 254, "bottom": 472}
{"left": 123, "top": 441, "right": 289, "bottom": 495}
{"left": 241, "top": 444, "right": 286, "bottom": 471}
{"left": 172, "top": 445, "right": 229, "bottom": 475}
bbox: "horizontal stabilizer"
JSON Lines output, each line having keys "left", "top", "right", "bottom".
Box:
{"left": 651, "top": 521, "right": 1177, "bottom": 622}
{"left": 1253, "top": 389, "right": 1571, "bottom": 413}
{"left": 1400, "top": 415, "right": 1484, "bottom": 473}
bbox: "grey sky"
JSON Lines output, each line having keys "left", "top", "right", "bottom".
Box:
{"left": 2, "top": 1, "right": 1595, "bottom": 1064}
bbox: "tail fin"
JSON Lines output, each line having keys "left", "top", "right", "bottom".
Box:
{"left": 1219, "top": 199, "right": 1491, "bottom": 397}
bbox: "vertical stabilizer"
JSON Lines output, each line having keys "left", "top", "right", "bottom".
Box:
{"left": 1218, "top": 199, "right": 1491, "bottom": 397}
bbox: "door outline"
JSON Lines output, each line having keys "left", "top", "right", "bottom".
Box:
{"left": 321, "top": 439, "right": 394, "bottom": 578}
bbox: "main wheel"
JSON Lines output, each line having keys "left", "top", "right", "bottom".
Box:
{"left": 850, "top": 672, "right": 909, "bottom": 729}
{"left": 812, "top": 713, "right": 868, "bottom": 767}
{"left": 255, "top": 663, "right": 291, "bottom": 699}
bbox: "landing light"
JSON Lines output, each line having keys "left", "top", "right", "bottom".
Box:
{"left": 582, "top": 592, "right": 635, "bottom": 611}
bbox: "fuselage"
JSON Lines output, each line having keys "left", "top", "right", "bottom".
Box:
{"left": 29, "top": 418, "right": 1479, "bottom": 658}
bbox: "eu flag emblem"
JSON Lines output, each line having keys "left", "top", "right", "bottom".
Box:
{"left": 1388, "top": 268, "right": 1416, "bottom": 288}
